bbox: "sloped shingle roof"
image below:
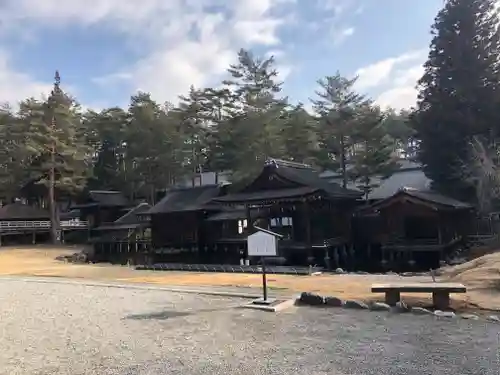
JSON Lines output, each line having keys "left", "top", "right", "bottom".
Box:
{"left": 94, "top": 202, "right": 151, "bottom": 231}
{"left": 89, "top": 191, "right": 129, "bottom": 207}
{"left": 147, "top": 185, "right": 225, "bottom": 214}
{"left": 0, "top": 202, "right": 50, "bottom": 220}
{"left": 358, "top": 187, "right": 472, "bottom": 213}
{"left": 214, "top": 159, "right": 362, "bottom": 204}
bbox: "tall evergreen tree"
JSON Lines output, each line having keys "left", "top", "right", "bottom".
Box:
{"left": 411, "top": 0, "right": 500, "bottom": 199}
{"left": 83, "top": 107, "right": 128, "bottom": 192}
{"left": 21, "top": 72, "right": 91, "bottom": 242}
{"left": 349, "top": 105, "right": 400, "bottom": 199}
{"left": 219, "top": 49, "right": 287, "bottom": 180}
{"left": 125, "top": 92, "right": 184, "bottom": 202}
{"left": 311, "top": 73, "right": 369, "bottom": 187}
{"left": 279, "top": 104, "right": 319, "bottom": 165}
{"left": 0, "top": 103, "right": 27, "bottom": 202}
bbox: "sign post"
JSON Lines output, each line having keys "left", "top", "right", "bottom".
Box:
{"left": 247, "top": 226, "right": 282, "bottom": 305}
{"left": 261, "top": 256, "right": 268, "bottom": 301}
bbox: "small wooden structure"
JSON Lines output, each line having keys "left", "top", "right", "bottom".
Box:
{"left": 371, "top": 282, "right": 467, "bottom": 310}
{"left": 0, "top": 202, "right": 87, "bottom": 245}
{"left": 0, "top": 202, "right": 52, "bottom": 245}
{"left": 71, "top": 190, "right": 130, "bottom": 229}
{"left": 91, "top": 202, "right": 151, "bottom": 264}
{"left": 355, "top": 188, "right": 473, "bottom": 270}
{"left": 147, "top": 184, "right": 229, "bottom": 263}
{"left": 213, "top": 159, "right": 363, "bottom": 268}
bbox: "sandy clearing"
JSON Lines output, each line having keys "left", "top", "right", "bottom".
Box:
{"left": 1, "top": 246, "right": 500, "bottom": 312}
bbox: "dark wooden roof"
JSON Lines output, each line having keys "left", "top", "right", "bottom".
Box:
{"left": 94, "top": 203, "right": 151, "bottom": 231}
{"left": 357, "top": 188, "right": 472, "bottom": 214}
{"left": 214, "top": 159, "right": 362, "bottom": 204}
{"left": 147, "top": 185, "right": 226, "bottom": 214}
{"left": 72, "top": 190, "right": 129, "bottom": 209}
{"left": 89, "top": 191, "right": 129, "bottom": 207}
{"left": 0, "top": 202, "right": 50, "bottom": 220}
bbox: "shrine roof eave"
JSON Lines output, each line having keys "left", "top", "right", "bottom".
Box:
{"left": 212, "top": 186, "right": 359, "bottom": 206}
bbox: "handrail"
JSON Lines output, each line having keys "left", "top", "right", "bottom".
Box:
{"left": 0, "top": 220, "right": 89, "bottom": 230}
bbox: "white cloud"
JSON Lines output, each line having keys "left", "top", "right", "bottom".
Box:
{"left": 0, "top": 50, "right": 52, "bottom": 105}
{"left": 314, "top": 0, "right": 358, "bottom": 47}
{"left": 0, "top": 0, "right": 296, "bottom": 105}
{"left": 353, "top": 49, "right": 427, "bottom": 110}
{"left": 376, "top": 64, "right": 424, "bottom": 110}
{"left": 354, "top": 50, "right": 425, "bottom": 90}
{"left": 332, "top": 27, "right": 355, "bottom": 46}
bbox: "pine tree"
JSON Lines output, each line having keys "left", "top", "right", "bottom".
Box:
{"left": 21, "top": 71, "right": 92, "bottom": 242}
{"left": 411, "top": 0, "right": 500, "bottom": 199}
{"left": 125, "top": 92, "right": 184, "bottom": 201}
{"left": 176, "top": 86, "right": 212, "bottom": 185}
{"left": 311, "top": 73, "right": 369, "bottom": 187}
{"left": 0, "top": 103, "right": 29, "bottom": 202}
{"left": 382, "top": 108, "right": 416, "bottom": 159}
{"left": 83, "top": 107, "right": 128, "bottom": 192}
{"left": 219, "top": 49, "right": 287, "bottom": 180}
{"left": 349, "top": 105, "right": 400, "bottom": 199}
{"left": 279, "top": 104, "right": 319, "bottom": 165}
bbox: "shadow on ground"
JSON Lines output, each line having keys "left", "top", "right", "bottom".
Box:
{"left": 124, "top": 306, "right": 240, "bottom": 321}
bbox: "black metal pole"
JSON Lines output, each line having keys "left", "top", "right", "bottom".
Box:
{"left": 262, "top": 256, "right": 268, "bottom": 301}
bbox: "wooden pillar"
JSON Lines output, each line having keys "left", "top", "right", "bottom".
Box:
{"left": 304, "top": 200, "right": 313, "bottom": 264}
{"left": 245, "top": 205, "right": 251, "bottom": 261}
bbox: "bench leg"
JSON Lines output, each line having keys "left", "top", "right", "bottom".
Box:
{"left": 433, "top": 292, "right": 450, "bottom": 310}
{"left": 385, "top": 291, "right": 400, "bottom": 306}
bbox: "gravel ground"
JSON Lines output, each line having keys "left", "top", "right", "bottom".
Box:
{"left": 0, "top": 279, "right": 499, "bottom": 375}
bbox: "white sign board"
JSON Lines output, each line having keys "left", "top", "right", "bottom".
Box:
{"left": 247, "top": 231, "right": 277, "bottom": 257}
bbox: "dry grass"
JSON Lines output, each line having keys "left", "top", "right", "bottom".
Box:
{"left": 1, "top": 246, "right": 500, "bottom": 313}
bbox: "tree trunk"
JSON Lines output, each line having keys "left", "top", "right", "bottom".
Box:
{"left": 49, "top": 142, "right": 59, "bottom": 244}
{"left": 340, "top": 134, "right": 347, "bottom": 189}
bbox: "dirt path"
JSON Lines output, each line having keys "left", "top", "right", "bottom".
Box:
{"left": 1, "top": 246, "right": 500, "bottom": 313}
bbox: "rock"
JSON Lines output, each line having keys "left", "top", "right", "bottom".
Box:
{"left": 299, "top": 292, "right": 324, "bottom": 306}
{"left": 397, "top": 300, "right": 411, "bottom": 312}
{"left": 411, "top": 307, "right": 433, "bottom": 315}
{"left": 386, "top": 271, "right": 398, "bottom": 276}
{"left": 434, "top": 310, "right": 456, "bottom": 318}
{"left": 344, "top": 300, "right": 369, "bottom": 309}
{"left": 487, "top": 315, "right": 500, "bottom": 323}
{"left": 448, "top": 258, "right": 466, "bottom": 266}
{"left": 460, "top": 314, "right": 479, "bottom": 320}
{"left": 324, "top": 296, "right": 344, "bottom": 307}
{"left": 370, "top": 302, "right": 391, "bottom": 311}
{"left": 401, "top": 272, "right": 416, "bottom": 277}
{"left": 334, "top": 268, "right": 346, "bottom": 274}
{"left": 355, "top": 271, "right": 369, "bottom": 275}
{"left": 391, "top": 300, "right": 412, "bottom": 313}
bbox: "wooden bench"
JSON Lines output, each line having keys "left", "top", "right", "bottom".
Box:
{"left": 371, "top": 283, "right": 467, "bottom": 310}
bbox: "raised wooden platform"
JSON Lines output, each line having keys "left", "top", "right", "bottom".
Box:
{"left": 371, "top": 282, "right": 467, "bottom": 310}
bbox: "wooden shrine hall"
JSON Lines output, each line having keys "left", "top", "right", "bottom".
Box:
{"left": 212, "top": 159, "right": 363, "bottom": 268}
{"left": 354, "top": 187, "right": 474, "bottom": 270}
{"left": 90, "top": 202, "right": 151, "bottom": 264}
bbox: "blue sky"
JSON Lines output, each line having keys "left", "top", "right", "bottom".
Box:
{"left": 0, "top": 0, "right": 443, "bottom": 111}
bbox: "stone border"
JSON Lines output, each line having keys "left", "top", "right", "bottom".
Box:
{"left": 297, "top": 292, "right": 500, "bottom": 323}
{"left": 332, "top": 268, "right": 441, "bottom": 277}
